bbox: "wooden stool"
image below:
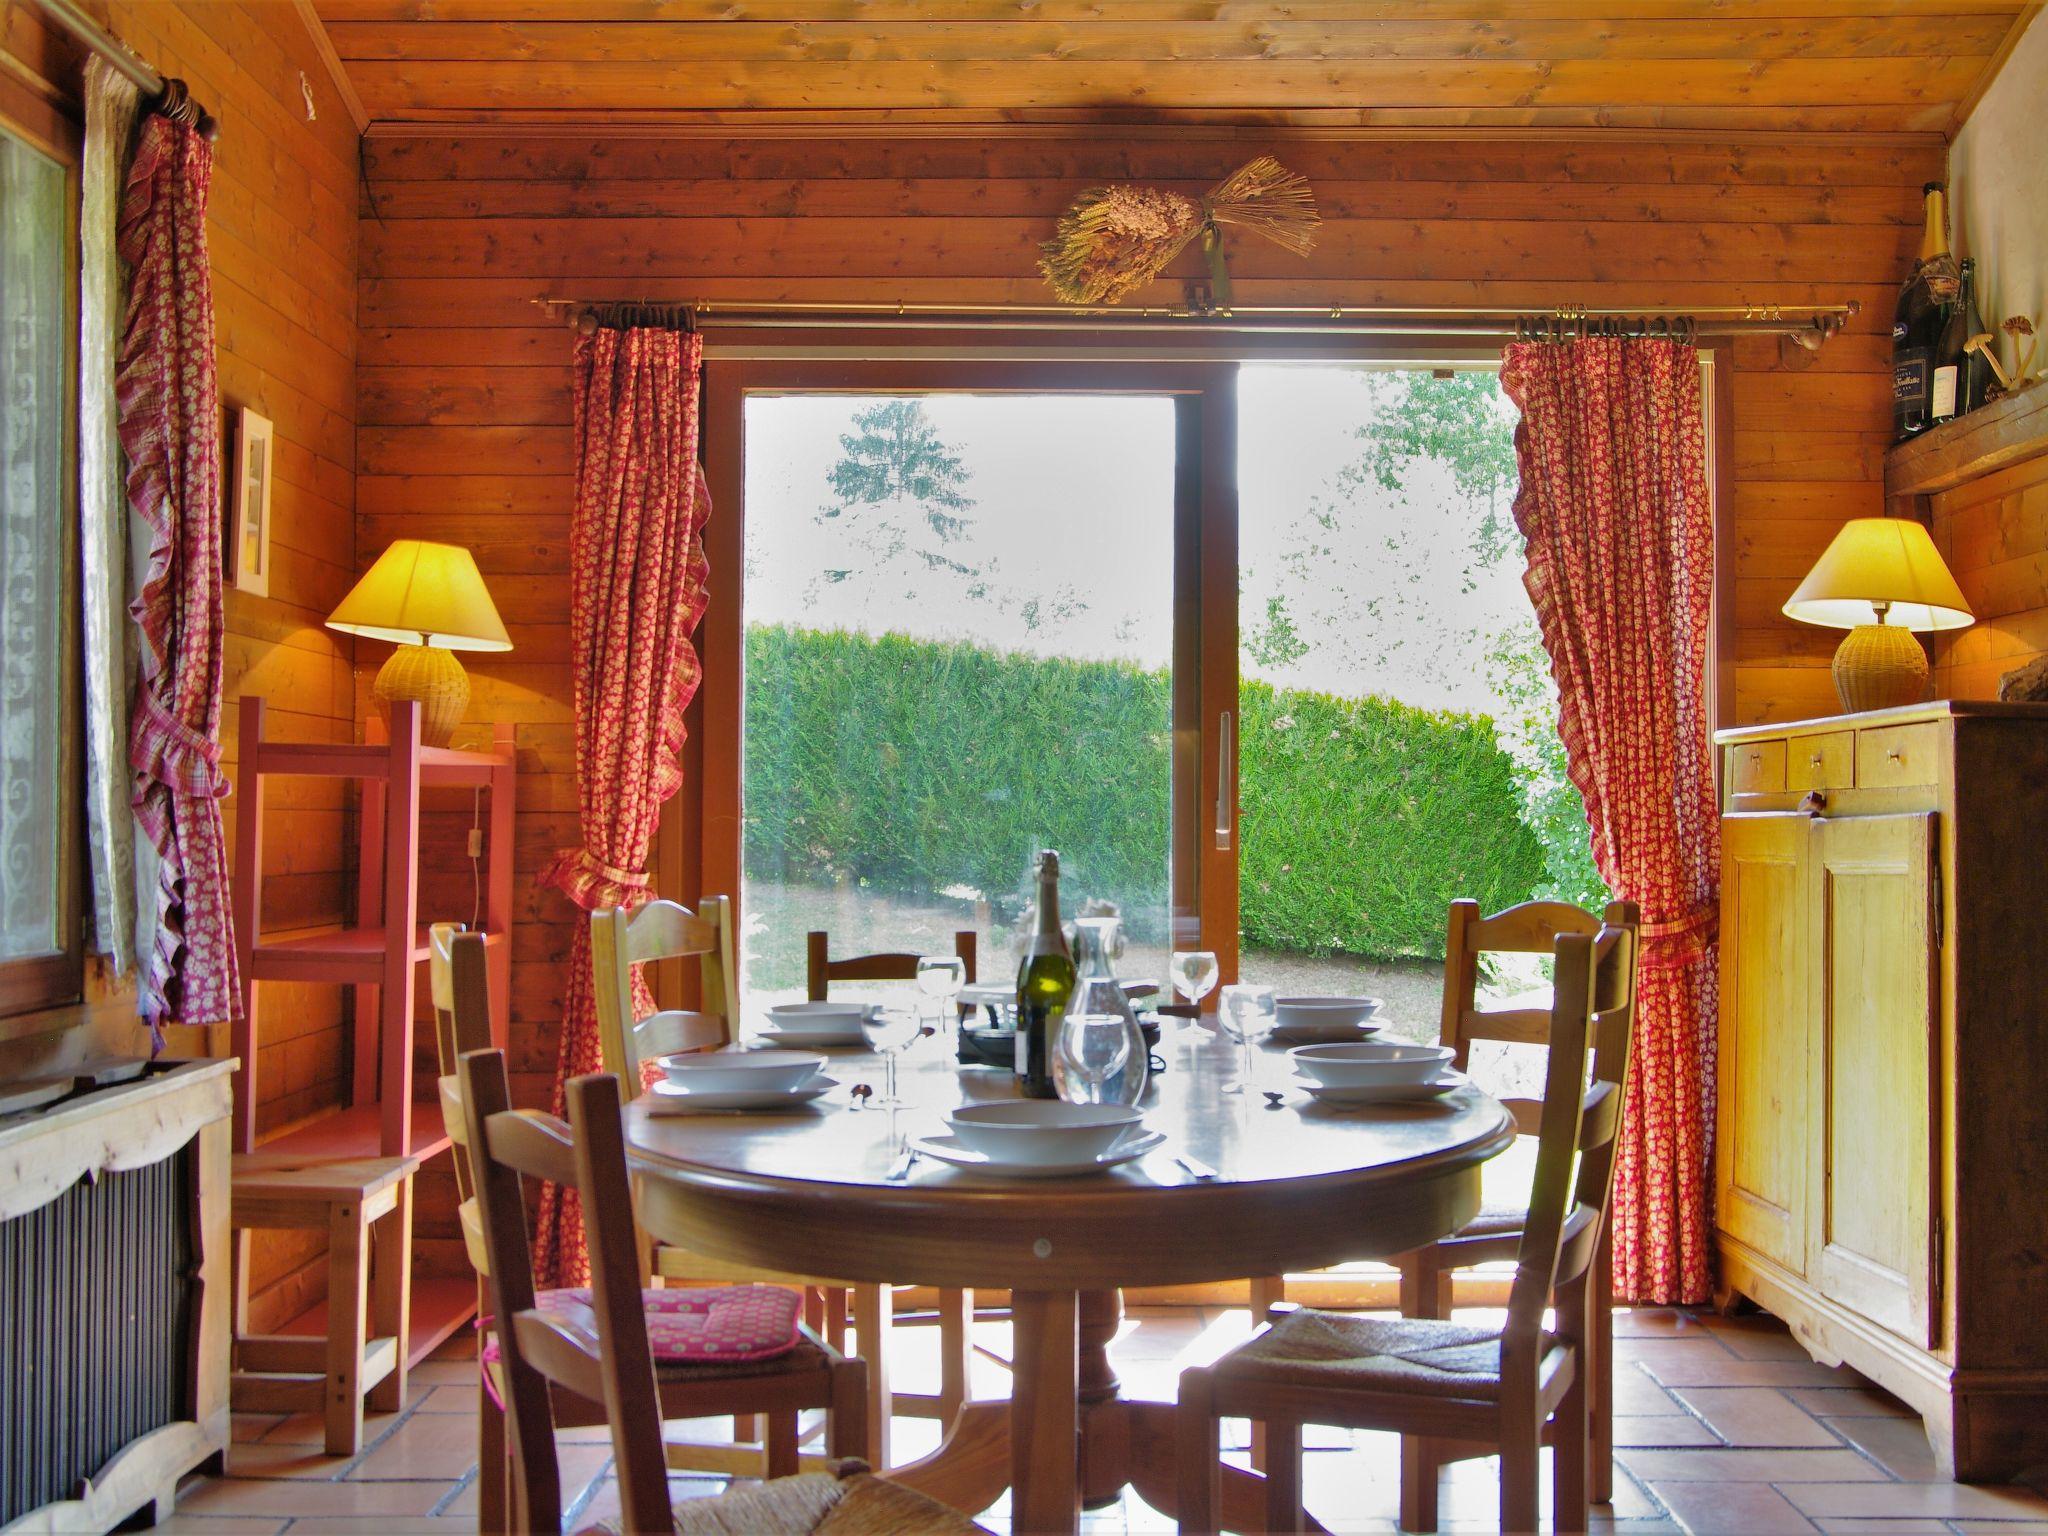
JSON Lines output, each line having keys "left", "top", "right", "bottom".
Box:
{"left": 230, "top": 1155, "right": 418, "bottom": 1455}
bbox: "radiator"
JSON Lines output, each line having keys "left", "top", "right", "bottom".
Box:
{"left": 0, "top": 1149, "right": 194, "bottom": 1525}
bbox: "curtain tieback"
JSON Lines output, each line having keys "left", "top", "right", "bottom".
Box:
{"left": 1636, "top": 902, "right": 1719, "bottom": 972}
{"left": 537, "top": 846, "right": 653, "bottom": 913}
{"left": 129, "top": 693, "right": 228, "bottom": 798}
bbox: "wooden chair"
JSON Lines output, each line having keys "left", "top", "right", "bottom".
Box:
{"left": 1177, "top": 914, "right": 1638, "bottom": 1535}
{"left": 1391, "top": 897, "right": 1641, "bottom": 1529}
{"left": 806, "top": 924, "right": 984, "bottom": 1434}
{"left": 591, "top": 898, "right": 906, "bottom": 1467}
{"left": 460, "top": 1047, "right": 897, "bottom": 1534}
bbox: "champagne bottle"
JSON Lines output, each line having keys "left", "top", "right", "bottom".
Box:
{"left": 1892, "top": 182, "right": 1961, "bottom": 440}
{"left": 1933, "top": 286, "right": 1966, "bottom": 427}
{"left": 1014, "top": 850, "right": 1074, "bottom": 1101}
{"left": 1958, "top": 257, "right": 1993, "bottom": 415}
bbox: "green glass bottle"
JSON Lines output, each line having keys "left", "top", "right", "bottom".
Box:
{"left": 1014, "top": 850, "right": 1075, "bottom": 1101}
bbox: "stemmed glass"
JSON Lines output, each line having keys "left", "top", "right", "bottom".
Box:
{"left": 916, "top": 954, "right": 967, "bottom": 1039}
{"left": 1056, "top": 1012, "right": 1133, "bottom": 1105}
{"left": 1170, "top": 950, "right": 1220, "bottom": 1015}
{"left": 865, "top": 1007, "right": 924, "bottom": 1109}
{"left": 1217, "top": 984, "right": 1276, "bottom": 1097}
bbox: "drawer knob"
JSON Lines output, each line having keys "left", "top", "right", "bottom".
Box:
{"left": 1888, "top": 748, "right": 1903, "bottom": 761}
{"left": 1749, "top": 750, "right": 1761, "bottom": 762}
{"left": 1809, "top": 753, "right": 1823, "bottom": 766}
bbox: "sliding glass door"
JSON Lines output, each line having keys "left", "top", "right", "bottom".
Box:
{"left": 695, "top": 362, "right": 1237, "bottom": 1011}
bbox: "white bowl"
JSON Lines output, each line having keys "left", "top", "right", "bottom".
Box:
{"left": 659, "top": 1049, "right": 824, "bottom": 1094}
{"left": 1273, "top": 995, "right": 1383, "bottom": 1030}
{"left": 765, "top": 1002, "right": 871, "bottom": 1035}
{"left": 945, "top": 1101, "right": 1145, "bottom": 1166}
{"left": 1288, "top": 1041, "right": 1456, "bottom": 1088}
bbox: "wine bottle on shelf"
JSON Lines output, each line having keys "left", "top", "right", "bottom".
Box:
{"left": 1933, "top": 282, "right": 1967, "bottom": 427}
{"left": 1892, "top": 181, "right": 1962, "bottom": 441}
{"left": 1014, "top": 849, "right": 1074, "bottom": 1101}
{"left": 1958, "top": 257, "right": 1993, "bottom": 416}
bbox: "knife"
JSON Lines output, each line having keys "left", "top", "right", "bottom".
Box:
{"left": 884, "top": 1147, "right": 920, "bottom": 1183}
{"left": 1173, "top": 1152, "right": 1219, "bottom": 1183}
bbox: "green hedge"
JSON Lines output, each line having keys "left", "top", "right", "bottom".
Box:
{"left": 743, "top": 624, "right": 1543, "bottom": 961}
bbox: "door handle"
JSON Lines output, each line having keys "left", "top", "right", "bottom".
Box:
{"left": 1215, "top": 710, "right": 1234, "bottom": 851}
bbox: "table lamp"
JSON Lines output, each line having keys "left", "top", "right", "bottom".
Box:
{"left": 1782, "top": 517, "right": 1973, "bottom": 713}
{"left": 326, "top": 540, "right": 511, "bottom": 747}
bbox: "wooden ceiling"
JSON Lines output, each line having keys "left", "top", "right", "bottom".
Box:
{"left": 308, "top": 2, "right": 2036, "bottom": 135}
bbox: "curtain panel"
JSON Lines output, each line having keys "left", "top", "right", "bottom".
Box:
{"left": 118, "top": 111, "right": 239, "bottom": 1038}
{"left": 533, "top": 325, "right": 711, "bottom": 1288}
{"left": 80, "top": 57, "right": 141, "bottom": 979}
{"left": 1501, "top": 337, "right": 1720, "bottom": 1306}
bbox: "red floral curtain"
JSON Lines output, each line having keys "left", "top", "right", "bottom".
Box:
{"left": 1501, "top": 338, "right": 1720, "bottom": 1306}
{"left": 118, "top": 113, "right": 239, "bottom": 1040}
{"left": 533, "top": 325, "right": 710, "bottom": 1287}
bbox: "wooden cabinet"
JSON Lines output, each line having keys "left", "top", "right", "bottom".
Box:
{"left": 1716, "top": 701, "right": 2048, "bottom": 1481}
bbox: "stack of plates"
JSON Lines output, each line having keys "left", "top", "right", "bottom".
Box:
{"left": 1269, "top": 995, "right": 1386, "bottom": 1045}
{"left": 912, "top": 1101, "right": 1164, "bottom": 1178}
{"left": 1287, "top": 1041, "right": 1465, "bottom": 1105}
{"left": 757, "top": 1001, "right": 874, "bottom": 1048}
{"left": 648, "top": 1048, "right": 838, "bottom": 1114}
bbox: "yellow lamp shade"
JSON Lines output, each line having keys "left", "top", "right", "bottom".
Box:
{"left": 1781, "top": 517, "right": 1974, "bottom": 633}
{"left": 326, "top": 539, "right": 511, "bottom": 651}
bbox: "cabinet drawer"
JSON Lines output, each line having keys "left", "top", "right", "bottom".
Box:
{"left": 1788, "top": 731, "right": 1855, "bottom": 791}
{"left": 1857, "top": 722, "right": 1942, "bottom": 788}
{"left": 1728, "top": 739, "right": 1787, "bottom": 794}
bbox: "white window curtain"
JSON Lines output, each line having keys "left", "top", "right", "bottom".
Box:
{"left": 80, "top": 56, "right": 141, "bottom": 977}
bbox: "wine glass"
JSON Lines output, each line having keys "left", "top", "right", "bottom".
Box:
{"left": 1171, "top": 950, "right": 1220, "bottom": 1014}
{"left": 1056, "top": 1012, "right": 1133, "bottom": 1105}
{"left": 916, "top": 954, "right": 967, "bottom": 1038}
{"left": 1217, "top": 984, "right": 1276, "bottom": 1097}
{"left": 866, "top": 1008, "right": 924, "bottom": 1108}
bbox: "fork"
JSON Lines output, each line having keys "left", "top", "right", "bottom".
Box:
{"left": 1173, "top": 1152, "right": 1219, "bottom": 1183}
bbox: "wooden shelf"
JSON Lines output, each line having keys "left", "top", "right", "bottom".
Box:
{"left": 277, "top": 1273, "right": 478, "bottom": 1372}
{"left": 1887, "top": 377, "right": 2048, "bottom": 500}
{"left": 247, "top": 925, "right": 506, "bottom": 986}
{"left": 257, "top": 1101, "right": 452, "bottom": 1164}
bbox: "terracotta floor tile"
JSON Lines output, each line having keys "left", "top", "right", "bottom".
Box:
{"left": 1778, "top": 1482, "right": 2048, "bottom": 1521}
{"left": 346, "top": 1407, "right": 485, "bottom": 1481}
{"left": 1807, "top": 1520, "right": 1954, "bottom": 1534}
{"left": 1781, "top": 1385, "right": 1918, "bottom": 1420}
{"left": 1639, "top": 1354, "right": 1870, "bottom": 1390}
{"left": 1949, "top": 1522, "right": 2048, "bottom": 1533}
{"left": 1823, "top": 1413, "right": 1942, "bottom": 1481}
{"left": 173, "top": 1475, "right": 448, "bottom": 1519}
{"left": 409, "top": 1384, "right": 484, "bottom": 1413}
{"left": 1613, "top": 1414, "right": 1723, "bottom": 1448}
{"left": 152, "top": 1518, "right": 289, "bottom": 1535}
{"left": 1614, "top": 1308, "right": 1712, "bottom": 1339}
{"left": 261, "top": 1409, "right": 403, "bottom": 1447}
{"left": 1671, "top": 1387, "right": 1841, "bottom": 1448}
{"left": 1613, "top": 1362, "right": 1687, "bottom": 1416}
{"left": 1619, "top": 1448, "right": 1887, "bottom": 1483}
{"left": 231, "top": 1412, "right": 287, "bottom": 1443}
{"left": 224, "top": 1437, "right": 357, "bottom": 1478}
{"left": 1695, "top": 1314, "right": 1827, "bottom": 1362}
{"left": 1649, "top": 1480, "right": 1819, "bottom": 1534}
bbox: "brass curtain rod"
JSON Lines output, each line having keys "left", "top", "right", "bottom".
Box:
{"left": 535, "top": 297, "right": 1858, "bottom": 348}
{"left": 34, "top": 0, "right": 218, "bottom": 139}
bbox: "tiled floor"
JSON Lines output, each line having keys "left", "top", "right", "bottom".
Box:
{"left": 163, "top": 1306, "right": 2048, "bottom": 1535}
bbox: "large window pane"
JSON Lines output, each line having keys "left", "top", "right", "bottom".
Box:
{"left": 740, "top": 393, "right": 1178, "bottom": 1008}
{"left": 0, "top": 128, "right": 67, "bottom": 962}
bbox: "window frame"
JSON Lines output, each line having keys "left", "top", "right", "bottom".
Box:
{"left": 0, "top": 93, "right": 87, "bottom": 1024}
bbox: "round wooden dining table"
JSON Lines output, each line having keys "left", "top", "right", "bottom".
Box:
{"left": 624, "top": 1024, "right": 1515, "bottom": 1534}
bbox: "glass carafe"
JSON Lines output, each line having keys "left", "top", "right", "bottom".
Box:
{"left": 1054, "top": 916, "right": 1149, "bottom": 1105}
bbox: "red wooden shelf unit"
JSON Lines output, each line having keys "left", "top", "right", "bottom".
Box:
{"left": 229, "top": 696, "right": 515, "bottom": 1160}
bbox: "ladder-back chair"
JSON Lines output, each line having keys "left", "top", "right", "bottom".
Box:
{"left": 1178, "top": 914, "right": 1638, "bottom": 1534}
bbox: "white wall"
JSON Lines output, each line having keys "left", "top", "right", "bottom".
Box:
{"left": 1950, "top": 11, "right": 2048, "bottom": 365}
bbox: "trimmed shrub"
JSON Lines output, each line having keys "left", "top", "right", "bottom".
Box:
{"left": 743, "top": 624, "right": 1542, "bottom": 961}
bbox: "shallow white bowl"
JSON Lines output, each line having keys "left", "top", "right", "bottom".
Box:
{"left": 1273, "top": 995, "right": 1383, "bottom": 1030}
{"left": 945, "top": 1101, "right": 1145, "bottom": 1166}
{"left": 1288, "top": 1041, "right": 1456, "bottom": 1088}
{"left": 765, "top": 1002, "right": 871, "bottom": 1035}
{"left": 659, "top": 1049, "right": 824, "bottom": 1094}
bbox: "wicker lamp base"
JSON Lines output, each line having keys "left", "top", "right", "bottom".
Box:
{"left": 372, "top": 643, "right": 470, "bottom": 747}
{"left": 1832, "top": 623, "right": 1929, "bottom": 714}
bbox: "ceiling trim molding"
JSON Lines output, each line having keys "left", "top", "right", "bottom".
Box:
{"left": 293, "top": 0, "right": 369, "bottom": 135}
{"left": 1950, "top": 2, "right": 2042, "bottom": 136}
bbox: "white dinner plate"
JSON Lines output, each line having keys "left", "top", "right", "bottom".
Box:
{"left": 909, "top": 1128, "right": 1167, "bottom": 1179}
{"left": 756, "top": 1026, "right": 871, "bottom": 1048}
{"left": 1291, "top": 1069, "right": 1469, "bottom": 1106}
{"left": 646, "top": 1075, "right": 841, "bottom": 1114}
{"left": 1268, "top": 1019, "right": 1387, "bottom": 1046}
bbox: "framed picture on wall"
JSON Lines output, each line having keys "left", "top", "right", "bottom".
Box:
{"left": 229, "top": 406, "right": 273, "bottom": 597}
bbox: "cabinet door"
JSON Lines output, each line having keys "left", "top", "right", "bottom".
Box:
{"left": 1717, "top": 814, "right": 1812, "bottom": 1276}
{"left": 1809, "top": 812, "right": 1940, "bottom": 1348}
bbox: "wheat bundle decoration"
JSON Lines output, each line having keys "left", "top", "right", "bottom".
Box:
{"left": 1038, "top": 156, "right": 1320, "bottom": 307}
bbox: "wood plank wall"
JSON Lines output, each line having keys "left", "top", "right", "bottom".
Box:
{"left": 355, "top": 130, "right": 1935, "bottom": 1133}
{"left": 1933, "top": 453, "right": 2048, "bottom": 699}
{"left": 2, "top": 0, "right": 359, "bottom": 1330}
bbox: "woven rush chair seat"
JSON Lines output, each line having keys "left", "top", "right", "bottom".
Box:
{"left": 1222, "top": 1311, "right": 1566, "bottom": 1400}
{"left": 1456, "top": 1199, "right": 1530, "bottom": 1240}
{"left": 582, "top": 1460, "right": 983, "bottom": 1536}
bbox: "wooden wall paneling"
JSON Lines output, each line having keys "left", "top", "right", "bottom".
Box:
{"left": 1932, "top": 455, "right": 2048, "bottom": 700}
{"left": 355, "top": 126, "right": 1930, "bottom": 1108}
